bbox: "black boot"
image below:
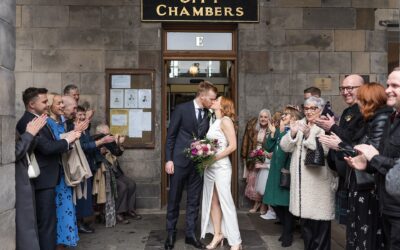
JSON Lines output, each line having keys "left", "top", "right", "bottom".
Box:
{"left": 164, "top": 233, "right": 176, "bottom": 250}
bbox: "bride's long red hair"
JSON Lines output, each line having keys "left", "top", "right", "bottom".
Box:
{"left": 220, "top": 96, "right": 238, "bottom": 131}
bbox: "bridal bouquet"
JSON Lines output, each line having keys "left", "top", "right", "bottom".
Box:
{"left": 185, "top": 138, "right": 219, "bottom": 175}
{"left": 247, "top": 148, "right": 268, "bottom": 164}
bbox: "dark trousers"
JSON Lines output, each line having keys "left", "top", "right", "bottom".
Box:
{"left": 301, "top": 218, "right": 331, "bottom": 250}
{"left": 166, "top": 166, "right": 202, "bottom": 236}
{"left": 383, "top": 214, "right": 400, "bottom": 250}
{"left": 116, "top": 175, "right": 137, "bottom": 213}
{"left": 35, "top": 188, "right": 57, "bottom": 250}
{"left": 76, "top": 177, "right": 94, "bottom": 219}
{"left": 273, "top": 205, "right": 294, "bottom": 242}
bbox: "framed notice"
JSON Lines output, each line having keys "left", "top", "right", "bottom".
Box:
{"left": 106, "top": 69, "right": 156, "bottom": 149}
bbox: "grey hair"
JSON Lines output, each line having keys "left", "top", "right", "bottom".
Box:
{"left": 255, "top": 109, "right": 271, "bottom": 131}
{"left": 304, "top": 96, "right": 325, "bottom": 110}
{"left": 96, "top": 123, "right": 110, "bottom": 134}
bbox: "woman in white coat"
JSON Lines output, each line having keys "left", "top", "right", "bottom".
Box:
{"left": 280, "top": 96, "right": 338, "bottom": 250}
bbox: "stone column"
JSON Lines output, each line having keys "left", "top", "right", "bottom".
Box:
{"left": 0, "top": 0, "right": 16, "bottom": 248}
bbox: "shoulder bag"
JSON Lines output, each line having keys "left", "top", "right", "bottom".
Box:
{"left": 26, "top": 153, "right": 40, "bottom": 178}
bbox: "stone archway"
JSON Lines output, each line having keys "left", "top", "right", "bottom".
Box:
{"left": 0, "top": 0, "right": 16, "bottom": 248}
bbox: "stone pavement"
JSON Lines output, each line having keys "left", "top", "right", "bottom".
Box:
{"left": 76, "top": 211, "right": 346, "bottom": 250}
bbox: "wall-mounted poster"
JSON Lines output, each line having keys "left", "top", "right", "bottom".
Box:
{"left": 110, "top": 109, "right": 129, "bottom": 136}
{"left": 110, "top": 89, "right": 124, "bottom": 108}
{"left": 129, "top": 109, "right": 143, "bottom": 138}
{"left": 124, "top": 89, "right": 138, "bottom": 108}
{"left": 111, "top": 75, "right": 131, "bottom": 88}
{"left": 138, "top": 89, "right": 152, "bottom": 108}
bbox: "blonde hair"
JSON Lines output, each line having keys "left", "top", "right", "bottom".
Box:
{"left": 47, "top": 92, "right": 61, "bottom": 118}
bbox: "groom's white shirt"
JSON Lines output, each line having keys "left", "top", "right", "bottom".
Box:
{"left": 193, "top": 99, "right": 204, "bottom": 119}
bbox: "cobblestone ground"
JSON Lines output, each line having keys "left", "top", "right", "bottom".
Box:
{"left": 76, "top": 211, "right": 345, "bottom": 250}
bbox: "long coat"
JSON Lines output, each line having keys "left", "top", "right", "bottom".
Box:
{"left": 15, "top": 131, "right": 40, "bottom": 250}
{"left": 241, "top": 118, "right": 268, "bottom": 170}
{"left": 280, "top": 120, "right": 338, "bottom": 221}
{"left": 263, "top": 130, "right": 291, "bottom": 206}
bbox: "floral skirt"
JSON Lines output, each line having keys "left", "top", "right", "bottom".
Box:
{"left": 244, "top": 169, "right": 262, "bottom": 202}
{"left": 55, "top": 174, "right": 79, "bottom": 246}
{"left": 346, "top": 188, "right": 384, "bottom": 250}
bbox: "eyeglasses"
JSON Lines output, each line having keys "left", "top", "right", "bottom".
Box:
{"left": 282, "top": 112, "right": 291, "bottom": 117}
{"left": 339, "top": 86, "right": 360, "bottom": 93}
{"left": 303, "top": 106, "right": 319, "bottom": 112}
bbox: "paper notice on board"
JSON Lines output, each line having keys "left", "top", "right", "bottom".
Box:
{"left": 111, "top": 114, "right": 127, "bottom": 126}
{"left": 110, "top": 109, "right": 129, "bottom": 136}
{"left": 110, "top": 89, "right": 124, "bottom": 108}
{"left": 129, "top": 109, "right": 143, "bottom": 138}
{"left": 142, "top": 112, "right": 152, "bottom": 131}
{"left": 124, "top": 89, "right": 138, "bottom": 108}
{"left": 111, "top": 75, "right": 131, "bottom": 88}
{"left": 138, "top": 89, "right": 152, "bottom": 109}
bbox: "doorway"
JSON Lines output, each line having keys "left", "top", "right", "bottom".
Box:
{"left": 161, "top": 24, "right": 238, "bottom": 207}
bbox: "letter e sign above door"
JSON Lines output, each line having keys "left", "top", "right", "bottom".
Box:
{"left": 196, "top": 36, "right": 204, "bottom": 47}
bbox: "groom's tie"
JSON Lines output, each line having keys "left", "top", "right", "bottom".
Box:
{"left": 197, "top": 108, "right": 203, "bottom": 123}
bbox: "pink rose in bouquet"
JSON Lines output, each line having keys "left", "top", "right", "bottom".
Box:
{"left": 185, "top": 137, "right": 219, "bottom": 175}
{"left": 247, "top": 148, "right": 268, "bottom": 164}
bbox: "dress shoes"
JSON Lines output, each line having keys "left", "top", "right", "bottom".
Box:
{"left": 164, "top": 233, "right": 176, "bottom": 250}
{"left": 185, "top": 236, "right": 205, "bottom": 249}
{"left": 78, "top": 223, "right": 94, "bottom": 234}
{"left": 116, "top": 214, "right": 130, "bottom": 224}
{"left": 127, "top": 210, "right": 142, "bottom": 220}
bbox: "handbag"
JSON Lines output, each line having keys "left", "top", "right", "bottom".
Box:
{"left": 354, "top": 170, "right": 375, "bottom": 190}
{"left": 305, "top": 137, "right": 325, "bottom": 167}
{"left": 280, "top": 168, "right": 290, "bottom": 189}
{"left": 26, "top": 153, "right": 40, "bottom": 179}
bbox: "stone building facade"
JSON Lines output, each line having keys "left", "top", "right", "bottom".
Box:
{"left": 0, "top": 0, "right": 16, "bottom": 248}
{"left": 13, "top": 0, "right": 399, "bottom": 212}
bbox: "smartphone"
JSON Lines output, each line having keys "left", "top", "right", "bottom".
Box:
{"left": 339, "top": 147, "right": 358, "bottom": 157}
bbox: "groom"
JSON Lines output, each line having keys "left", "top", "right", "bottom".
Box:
{"left": 165, "top": 81, "right": 218, "bottom": 249}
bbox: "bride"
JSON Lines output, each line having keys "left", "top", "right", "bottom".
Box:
{"left": 201, "top": 96, "right": 242, "bottom": 250}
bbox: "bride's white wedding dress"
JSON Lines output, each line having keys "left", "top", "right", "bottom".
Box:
{"left": 201, "top": 117, "right": 242, "bottom": 246}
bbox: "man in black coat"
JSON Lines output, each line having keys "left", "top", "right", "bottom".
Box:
{"left": 16, "top": 87, "right": 81, "bottom": 250}
{"left": 164, "top": 81, "right": 218, "bottom": 249}
{"left": 316, "top": 74, "right": 365, "bottom": 224}
{"left": 348, "top": 68, "right": 400, "bottom": 249}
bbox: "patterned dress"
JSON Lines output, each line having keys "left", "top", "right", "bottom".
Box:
{"left": 47, "top": 117, "right": 79, "bottom": 247}
{"left": 244, "top": 128, "right": 267, "bottom": 201}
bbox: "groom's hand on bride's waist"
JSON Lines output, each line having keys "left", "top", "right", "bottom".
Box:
{"left": 165, "top": 161, "right": 175, "bottom": 174}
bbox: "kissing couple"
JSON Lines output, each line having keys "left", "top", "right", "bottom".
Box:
{"left": 164, "top": 81, "right": 242, "bottom": 250}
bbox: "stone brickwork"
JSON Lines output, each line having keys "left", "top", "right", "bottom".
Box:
{"left": 14, "top": 0, "right": 399, "bottom": 210}
{"left": 236, "top": 0, "right": 399, "bottom": 208}
{"left": 0, "top": 0, "right": 16, "bottom": 248}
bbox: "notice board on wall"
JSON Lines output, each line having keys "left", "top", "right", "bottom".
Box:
{"left": 106, "top": 69, "right": 155, "bottom": 148}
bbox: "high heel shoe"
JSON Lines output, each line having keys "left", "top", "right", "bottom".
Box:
{"left": 206, "top": 233, "right": 224, "bottom": 249}
{"left": 230, "top": 244, "right": 242, "bottom": 250}
{"left": 249, "top": 202, "right": 261, "bottom": 213}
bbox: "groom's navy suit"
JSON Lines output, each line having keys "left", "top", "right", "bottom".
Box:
{"left": 165, "top": 100, "right": 210, "bottom": 236}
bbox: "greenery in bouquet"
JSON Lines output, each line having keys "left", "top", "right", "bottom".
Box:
{"left": 247, "top": 148, "right": 268, "bottom": 164}
{"left": 184, "top": 137, "right": 219, "bottom": 175}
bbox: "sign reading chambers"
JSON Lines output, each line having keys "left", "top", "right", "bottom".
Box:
{"left": 142, "top": 0, "right": 259, "bottom": 22}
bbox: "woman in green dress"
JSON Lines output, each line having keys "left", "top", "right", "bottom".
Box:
{"left": 263, "top": 106, "right": 302, "bottom": 247}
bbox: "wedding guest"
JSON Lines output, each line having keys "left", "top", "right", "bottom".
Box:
{"left": 263, "top": 105, "right": 302, "bottom": 247}
{"left": 346, "top": 68, "right": 400, "bottom": 250}
{"left": 64, "top": 84, "right": 94, "bottom": 121}
{"left": 241, "top": 110, "right": 272, "bottom": 216}
{"left": 280, "top": 96, "right": 338, "bottom": 250}
{"left": 16, "top": 88, "right": 80, "bottom": 250}
{"left": 316, "top": 74, "right": 365, "bottom": 225}
{"left": 96, "top": 124, "right": 142, "bottom": 222}
{"left": 320, "top": 83, "right": 391, "bottom": 250}
{"left": 46, "top": 93, "right": 80, "bottom": 249}
{"left": 304, "top": 86, "right": 335, "bottom": 117}
{"left": 15, "top": 114, "right": 47, "bottom": 250}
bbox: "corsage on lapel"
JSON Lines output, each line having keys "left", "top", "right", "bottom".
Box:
{"left": 345, "top": 114, "right": 353, "bottom": 122}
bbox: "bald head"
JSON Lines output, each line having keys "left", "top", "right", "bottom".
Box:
{"left": 340, "top": 74, "right": 364, "bottom": 105}
{"left": 62, "top": 95, "right": 77, "bottom": 120}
